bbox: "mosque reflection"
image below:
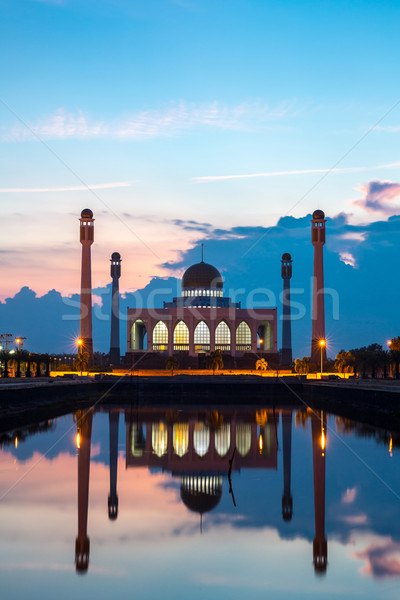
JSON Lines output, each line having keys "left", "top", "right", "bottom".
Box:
{"left": 74, "top": 406, "right": 327, "bottom": 575}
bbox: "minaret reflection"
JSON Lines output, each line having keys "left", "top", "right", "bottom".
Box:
{"left": 281, "top": 410, "right": 293, "bottom": 521}
{"left": 311, "top": 410, "right": 327, "bottom": 574}
{"left": 108, "top": 411, "right": 119, "bottom": 520}
{"left": 74, "top": 409, "right": 93, "bottom": 574}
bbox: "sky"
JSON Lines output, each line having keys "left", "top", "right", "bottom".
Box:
{"left": 1, "top": 0, "right": 400, "bottom": 353}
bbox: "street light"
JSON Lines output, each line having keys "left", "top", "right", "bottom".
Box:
{"left": 77, "top": 339, "right": 83, "bottom": 354}
{"left": 319, "top": 339, "right": 326, "bottom": 376}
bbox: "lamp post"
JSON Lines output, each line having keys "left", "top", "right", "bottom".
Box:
{"left": 319, "top": 339, "right": 326, "bottom": 377}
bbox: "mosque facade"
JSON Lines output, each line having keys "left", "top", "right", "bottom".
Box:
{"left": 126, "top": 259, "right": 278, "bottom": 364}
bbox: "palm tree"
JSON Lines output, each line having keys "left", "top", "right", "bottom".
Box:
{"left": 165, "top": 355, "right": 179, "bottom": 376}
{"left": 73, "top": 351, "right": 90, "bottom": 376}
{"left": 207, "top": 350, "right": 224, "bottom": 375}
{"left": 294, "top": 356, "right": 310, "bottom": 375}
{"left": 256, "top": 358, "right": 268, "bottom": 371}
{"left": 0, "top": 350, "right": 10, "bottom": 378}
{"left": 334, "top": 350, "right": 355, "bottom": 374}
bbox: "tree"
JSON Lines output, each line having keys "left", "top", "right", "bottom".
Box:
{"left": 0, "top": 350, "right": 10, "bottom": 378}
{"left": 206, "top": 350, "right": 224, "bottom": 375}
{"left": 334, "top": 350, "right": 355, "bottom": 374}
{"left": 389, "top": 336, "right": 400, "bottom": 379}
{"left": 73, "top": 351, "right": 90, "bottom": 376}
{"left": 165, "top": 355, "right": 179, "bottom": 376}
{"left": 294, "top": 357, "right": 310, "bottom": 375}
{"left": 256, "top": 358, "right": 268, "bottom": 371}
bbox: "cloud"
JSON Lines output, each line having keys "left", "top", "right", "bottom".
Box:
{"left": 0, "top": 182, "right": 131, "bottom": 193}
{"left": 353, "top": 180, "right": 400, "bottom": 215}
{"left": 355, "top": 541, "right": 400, "bottom": 578}
{"left": 4, "top": 101, "right": 295, "bottom": 141}
{"left": 193, "top": 162, "right": 400, "bottom": 183}
{"left": 341, "top": 487, "right": 357, "bottom": 504}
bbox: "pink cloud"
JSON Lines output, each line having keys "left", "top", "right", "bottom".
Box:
{"left": 353, "top": 180, "right": 400, "bottom": 215}
{"left": 355, "top": 541, "right": 400, "bottom": 578}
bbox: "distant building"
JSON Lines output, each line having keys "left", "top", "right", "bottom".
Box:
{"left": 126, "top": 259, "right": 278, "bottom": 367}
{"left": 311, "top": 210, "right": 327, "bottom": 365}
{"left": 280, "top": 253, "right": 293, "bottom": 365}
{"left": 109, "top": 252, "right": 121, "bottom": 365}
{"left": 79, "top": 209, "right": 94, "bottom": 366}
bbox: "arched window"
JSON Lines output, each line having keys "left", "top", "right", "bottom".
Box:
{"left": 131, "top": 319, "right": 147, "bottom": 350}
{"left": 215, "top": 321, "right": 231, "bottom": 351}
{"left": 236, "top": 424, "right": 251, "bottom": 457}
{"left": 215, "top": 424, "right": 231, "bottom": 457}
{"left": 173, "top": 423, "right": 189, "bottom": 457}
{"left": 236, "top": 321, "right": 252, "bottom": 351}
{"left": 152, "top": 422, "right": 168, "bottom": 457}
{"left": 153, "top": 321, "right": 168, "bottom": 351}
{"left": 194, "top": 321, "right": 210, "bottom": 352}
{"left": 257, "top": 321, "right": 272, "bottom": 351}
{"left": 193, "top": 422, "right": 210, "bottom": 457}
{"left": 173, "top": 320, "right": 189, "bottom": 351}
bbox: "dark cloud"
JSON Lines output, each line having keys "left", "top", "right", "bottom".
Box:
{"left": 354, "top": 180, "right": 400, "bottom": 215}
{"left": 356, "top": 541, "right": 400, "bottom": 578}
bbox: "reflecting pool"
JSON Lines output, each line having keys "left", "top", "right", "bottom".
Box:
{"left": 1, "top": 404, "right": 400, "bottom": 599}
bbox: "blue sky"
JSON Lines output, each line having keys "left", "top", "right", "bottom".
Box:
{"left": 1, "top": 0, "right": 400, "bottom": 352}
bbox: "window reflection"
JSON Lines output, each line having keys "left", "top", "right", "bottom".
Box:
{"left": 236, "top": 423, "right": 251, "bottom": 456}
{"left": 215, "top": 424, "right": 231, "bottom": 457}
{"left": 152, "top": 422, "right": 168, "bottom": 457}
{"left": 173, "top": 423, "right": 189, "bottom": 457}
{"left": 193, "top": 422, "right": 210, "bottom": 457}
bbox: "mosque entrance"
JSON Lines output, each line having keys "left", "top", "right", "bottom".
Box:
{"left": 131, "top": 320, "right": 147, "bottom": 351}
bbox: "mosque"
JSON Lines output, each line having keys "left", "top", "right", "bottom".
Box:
{"left": 126, "top": 258, "right": 279, "bottom": 368}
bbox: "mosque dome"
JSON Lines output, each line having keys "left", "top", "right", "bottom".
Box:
{"left": 282, "top": 253, "right": 292, "bottom": 260}
{"left": 182, "top": 261, "right": 223, "bottom": 291}
{"left": 81, "top": 208, "right": 93, "bottom": 218}
{"left": 111, "top": 252, "right": 121, "bottom": 260}
{"left": 312, "top": 209, "right": 325, "bottom": 220}
{"left": 180, "top": 475, "right": 222, "bottom": 514}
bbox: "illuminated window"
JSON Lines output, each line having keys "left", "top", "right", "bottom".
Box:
{"left": 215, "top": 424, "right": 231, "bottom": 457}
{"left": 173, "top": 423, "right": 189, "bottom": 457}
{"left": 174, "top": 320, "right": 189, "bottom": 350}
{"left": 236, "top": 321, "right": 252, "bottom": 350}
{"left": 215, "top": 321, "right": 231, "bottom": 350}
{"left": 194, "top": 321, "right": 210, "bottom": 352}
{"left": 132, "top": 319, "right": 147, "bottom": 350}
{"left": 153, "top": 321, "right": 168, "bottom": 350}
{"left": 193, "top": 422, "right": 210, "bottom": 457}
{"left": 152, "top": 422, "right": 168, "bottom": 457}
{"left": 131, "top": 424, "right": 146, "bottom": 458}
{"left": 236, "top": 423, "right": 251, "bottom": 457}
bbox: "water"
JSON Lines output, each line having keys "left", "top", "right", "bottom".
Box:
{"left": 1, "top": 404, "right": 400, "bottom": 599}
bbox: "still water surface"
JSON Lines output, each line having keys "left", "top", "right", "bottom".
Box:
{"left": 1, "top": 405, "right": 400, "bottom": 599}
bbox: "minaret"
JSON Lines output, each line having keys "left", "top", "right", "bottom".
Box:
{"left": 281, "top": 253, "right": 293, "bottom": 365}
{"left": 109, "top": 252, "right": 121, "bottom": 365}
{"left": 281, "top": 410, "right": 293, "bottom": 521}
{"left": 79, "top": 209, "right": 94, "bottom": 366}
{"left": 108, "top": 410, "right": 119, "bottom": 520}
{"left": 75, "top": 409, "right": 93, "bottom": 573}
{"left": 311, "top": 210, "right": 327, "bottom": 365}
{"left": 311, "top": 410, "right": 327, "bottom": 573}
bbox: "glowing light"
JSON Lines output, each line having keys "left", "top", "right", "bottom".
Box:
{"left": 389, "top": 436, "right": 393, "bottom": 457}
{"left": 258, "top": 433, "right": 263, "bottom": 453}
{"left": 321, "top": 431, "right": 326, "bottom": 450}
{"left": 77, "top": 339, "right": 83, "bottom": 347}
{"left": 388, "top": 340, "right": 392, "bottom": 347}
{"left": 76, "top": 433, "right": 81, "bottom": 449}
{"left": 319, "top": 339, "right": 326, "bottom": 347}
{"left": 14, "top": 437, "right": 18, "bottom": 448}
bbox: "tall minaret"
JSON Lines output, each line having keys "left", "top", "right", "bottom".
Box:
{"left": 75, "top": 409, "right": 93, "bottom": 573}
{"left": 311, "top": 210, "right": 326, "bottom": 365}
{"left": 108, "top": 410, "right": 119, "bottom": 520}
{"left": 79, "top": 209, "right": 94, "bottom": 366}
{"left": 311, "top": 410, "right": 327, "bottom": 573}
{"left": 281, "top": 410, "right": 293, "bottom": 521}
{"left": 281, "top": 253, "right": 293, "bottom": 365}
{"left": 109, "top": 252, "right": 121, "bottom": 365}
